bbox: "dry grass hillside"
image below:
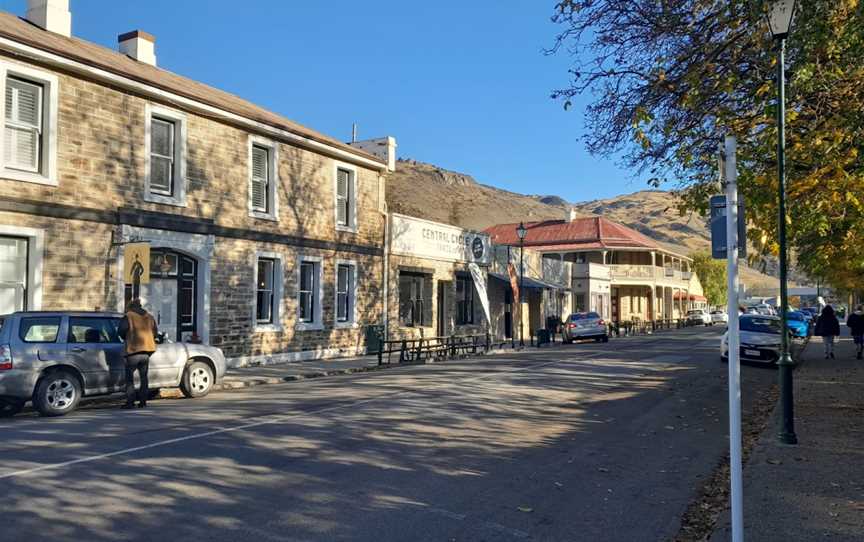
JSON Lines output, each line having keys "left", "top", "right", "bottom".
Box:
{"left": 386, "top": 159, "right": 779, "bottom": 288}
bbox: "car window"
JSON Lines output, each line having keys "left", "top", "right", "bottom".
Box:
{"left": 20, "top": 317, "right": 62, "bottom": 343}
{"left": 687, "top": 310, "right": 700, "bottom": 315}
{"left": 787, "top": 313, "right": 804, "bottom": 321}
{"left": 568, "top": 313, "right": 587, "bottom": 321}
{"left": 68, "top": 317, "right": 122, "bottom": 344}
{"left": 587, "top": 312, "right": 600, "bottom": 319}
{"left": 740, "top": 317, "right": 781, "bottom": 334}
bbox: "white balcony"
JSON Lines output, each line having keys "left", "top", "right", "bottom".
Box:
{"left": 572, "top": 262, "right": 611, "bottom": 280}
{"left": 607, "top": 265, "right": 691, "bottom": 284}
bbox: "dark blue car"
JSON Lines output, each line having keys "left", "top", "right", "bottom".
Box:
{"left": 786, "top": 311, "right": 811, "bottom": 338}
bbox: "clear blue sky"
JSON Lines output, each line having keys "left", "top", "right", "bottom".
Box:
{"left": 4, "top": 0, "right": 648, "bottom": 202}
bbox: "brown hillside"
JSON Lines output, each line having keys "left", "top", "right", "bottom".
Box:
{"left": 386, "top": 159, "right": 778, "bottom": 289}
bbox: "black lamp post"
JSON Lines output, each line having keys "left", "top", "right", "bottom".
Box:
{"left": 516, "top": 221, "right": 528, "bottom": 347}
{"left": 767, "top": 0, "right": 798, "bottom": 445}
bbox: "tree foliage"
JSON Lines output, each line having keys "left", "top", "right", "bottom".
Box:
{"left": 690, "top": 251, "right": 727, "bottom": 307}
{"left": 549, "top": 1, "right": 864, "bottom": 291}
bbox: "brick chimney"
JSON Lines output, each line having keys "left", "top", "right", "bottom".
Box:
{"left": 118, "top": 30, "right": 157, "bottom": 66}
{"left": 566, "top": 208, "right": 578, "bottom": 222}
{"left": 26, "top": 0, "right": 71, "bottom": 37}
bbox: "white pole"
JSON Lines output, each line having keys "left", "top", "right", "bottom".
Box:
{"left": 725, "top": 135, "right": 744, "bottom": 542}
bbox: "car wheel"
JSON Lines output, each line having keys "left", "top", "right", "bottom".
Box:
{"left": 601, "top": 335, "right": 609, "bottom": 343}
{"left": 34, "top": 369, "right": 81, "bottom": 417}
{"left": 0, "top": 397, "right": 25, "bottom": 418}
{"left": 180, "top": 361, "right": 214, "bottom": 398}
{"left": 721, "top": 356, "right": 728, "bottom": 363}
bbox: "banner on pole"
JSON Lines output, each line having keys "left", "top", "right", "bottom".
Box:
{"left": 468, "top": 263, "right": 491, "bottom": 324}
{"left": 507, "top": 262, "right": 520, "bottom": 306}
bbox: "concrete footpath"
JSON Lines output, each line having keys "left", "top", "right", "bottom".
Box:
{"left": 710, "top": 334, "right": 864, "bottom": 541}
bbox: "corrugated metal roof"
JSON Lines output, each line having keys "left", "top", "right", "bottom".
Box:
{"left": 0, "top": 12, "right": 385, "bottom": 166}
{"left": 484, "top": 216, "right": 660, "bottom": 250}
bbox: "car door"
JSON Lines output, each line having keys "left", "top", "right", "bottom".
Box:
{"left": 66, "top": 316, "right": 126, "bottom": 393}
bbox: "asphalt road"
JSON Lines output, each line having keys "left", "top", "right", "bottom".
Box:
{"left": 0, "top": 327, "right": 777, "bottom": 542}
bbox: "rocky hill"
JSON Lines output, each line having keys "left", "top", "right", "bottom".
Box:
{"left": 386, "top": 159, "right": 779, "bottom": 288}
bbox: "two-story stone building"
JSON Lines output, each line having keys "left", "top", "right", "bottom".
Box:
{"left": 0, "top": 1, "right": 396, "bottom": 366}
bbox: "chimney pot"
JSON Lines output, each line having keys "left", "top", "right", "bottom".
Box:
{"left": 118, "top": 30, "right": 157, "bottom": 66}
{"left": 567, "top": 208, "right": 578, "bottom": 222}
{"left": 26, "top": 0, "right": 71, "bottom": 37}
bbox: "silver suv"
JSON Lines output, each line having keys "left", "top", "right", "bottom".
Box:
{"left": 0, "top": 311, "right": 227, "bottom": 417}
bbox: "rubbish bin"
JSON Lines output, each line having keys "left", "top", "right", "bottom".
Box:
{"left": 536, "top": 328, "right": 550, "bottom": 347}
{"left": 365, "top": 325, "right": 385, "bottom": 354}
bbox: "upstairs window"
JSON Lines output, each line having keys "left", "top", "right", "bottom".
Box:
{"left": 249, "top": 138, "right": 279, "bottom": 221}
{"left": 144, "top": 105, "right": 187, "bottom": 206}
{"left": 256, "top": 257, "right": 275, "bottom": 324}
{"left": 149, "top": 117, "right": 175, "bottom": 195}
{"left": 4, "top": 77, "right": 42, "bottom": 173}
{"left": 250, "top": 145, "right": 270, "bottom": 213}
{"left": 0, "top": 64, "right": 58, "bottom": 186}
{"left": 335, "top": 166, "right": 356, "bottom": 230}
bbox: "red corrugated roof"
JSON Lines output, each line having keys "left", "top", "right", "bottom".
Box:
{"left": 484, "top": 216, "right": 660, "bottom": 250}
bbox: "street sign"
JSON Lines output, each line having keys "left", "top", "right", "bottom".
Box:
{"left": 710, "top": 195, "right": 746, "bottom": 259}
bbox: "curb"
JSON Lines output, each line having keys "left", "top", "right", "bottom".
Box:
{"left": 215, "top": 361, "right": 408, "bottom": 391}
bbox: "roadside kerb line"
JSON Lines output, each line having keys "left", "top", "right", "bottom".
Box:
{"left": 0, "top": 354, "right": 600, "bottom": 480}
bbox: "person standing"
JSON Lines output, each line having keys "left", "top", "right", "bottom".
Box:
{"left": 118, "top": 298, "right": 158, "bottom": 408}
{"left": 847, "top": 305, "right": 864, "bottom": 360}
{"left": 814, "top": 304, "right": 841, "bottom": 360}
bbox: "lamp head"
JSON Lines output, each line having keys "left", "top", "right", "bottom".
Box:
{"left": 766, "top": 0, "right": 796, "bottom": 39}
{"left": 516, "top": 221, "right": 528, "bottom": 241}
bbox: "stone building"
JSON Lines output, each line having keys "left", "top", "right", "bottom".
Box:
{"left": 486, "top": 212, "right": 703, "bottom": 323}
{"left": 0, "top": 2, "right": 395, "bottom": 366}
{"left": 387, "top": 213, "right": 492, "bottom": 340}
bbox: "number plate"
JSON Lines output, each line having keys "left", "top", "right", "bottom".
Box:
{"left": 744, "top": 349, "right": 761, "bottom": 357}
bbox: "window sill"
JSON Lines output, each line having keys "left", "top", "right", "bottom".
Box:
{"left": 250, "top": 211, "right": 279, "bottom": 222}
{"left": 334, "top": 321, "right": 359, "bottom": 329}
{"left": 296, "top": 322, "right": 324, "bottom": 331}
{"left": 1, "top": 169, "right": 57, "bottom": 187}
{"left": 335, "top": 224, "right": 358, "bottom": 234}
{"left": 145, "top": 191, "right": 186, "bottom": 207}
{"left": 253, "top": 323, "right": 283, "bottom": 333}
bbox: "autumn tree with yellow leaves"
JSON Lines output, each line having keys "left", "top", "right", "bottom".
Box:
{"left": 549, "top": 0, "right": 864, "bottom": 292}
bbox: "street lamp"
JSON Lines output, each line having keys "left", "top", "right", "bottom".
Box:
{"left": 516, "top": 221, "right": 528, "bottom": 347}
{"left": 767, "top": 0, "right": 798, "bottom": 445}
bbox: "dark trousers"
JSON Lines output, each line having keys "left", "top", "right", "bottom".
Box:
{"left": 125, "top": 353, "right": 151, "bottom": 405}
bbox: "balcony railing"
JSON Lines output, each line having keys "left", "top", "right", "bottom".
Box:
{"left": 607, "top": 265, "right": 691, "bottom": 283}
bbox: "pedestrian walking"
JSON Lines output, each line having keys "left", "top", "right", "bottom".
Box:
{"left": 118, "top": 298, "right": 158, "bottom": 409}
{"left": 814, "top": 304, "right": 841, "bottom": 360}
{"left": 847, "top": 305, "right": 864, "bottom": 360}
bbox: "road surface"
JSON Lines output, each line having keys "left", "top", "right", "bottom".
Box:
{"left": 0, "top": 327, "right": 776, "bottom": 541}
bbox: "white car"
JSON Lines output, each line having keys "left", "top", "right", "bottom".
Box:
{"left": 686, "top": 309, "right": 712, "bottom": 326}
{"left": 721, "top": 315, "right": 782, "bottom": 365}
{"left": 710, "top": 310, "right": 728, "bottom": 325}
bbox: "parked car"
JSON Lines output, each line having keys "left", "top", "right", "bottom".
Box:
{"left": 710, "top": 310, "right": 729, "bottom": 325}
{"left": 0, "top": 311, "right": 227, "bottom": 417}
{"left": 562, "top": 312, "right": 608, "bottom": 343}
{"left": 786, "top": 311, "right": 811, "bottom": 338}
{"left": 686, "top": 309, "right": 712, "bottom": 326}
{"left": 721, "top": 314, "right": 783, "bottom": 365}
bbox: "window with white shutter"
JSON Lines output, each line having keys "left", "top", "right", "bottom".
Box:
{"left": 336, "top": 263, "right": 355, "bottom": 324}
{"left": 149, "top": 117, "right": 175, "bottom": 196}
{"left": 4, "top": 77, "right": 43, "bottom": 173}
{"left": 336, "top": 168, "right": 352, "bottom": 228}
{"left": 251, "top": 145, "right": 270, "bottom": 213}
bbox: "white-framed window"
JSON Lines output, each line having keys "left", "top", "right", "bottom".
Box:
{"left": 334, "top": 259, "right": 357, "bottom": 327}
{"left": 144, "top": 104, "right": 187, "bottom": 206}
{"left": 334, "top": 162, "right": 357, "bottom": 232}
{"left": 248, "top": 136, "right": 279, "bottom": 221}
{"left": 253, "top": 252, "right": 283, "bottom": 332}
{"left": 296, "top": 255, "right": 323, "bottom": 330}
{"left": 0, "top": 62, "right": 58, "bottom": 186}
{"left": 0, "top": 224, "right": 44, "bottom": 313}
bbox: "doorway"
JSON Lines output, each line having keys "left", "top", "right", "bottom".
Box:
{"left": 504, "top": 288, "right": 513, "bottom": 339}
{"left": 126, "top": 249, "right": 197, "bottom": 342}
{"left": 437, "top": 282, "right": 447, "bottom": 337}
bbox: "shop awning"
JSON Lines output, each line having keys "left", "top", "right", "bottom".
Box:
{"left": 488, "top": 272, "right": 564, "bottom": 291}
{"left": 673, "top": 292, "right": 708, "bottom": 302}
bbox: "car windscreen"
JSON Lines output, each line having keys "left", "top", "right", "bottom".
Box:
{"left": 711, "top": 311, "right": 725, "bottom": 315}
{"left": 568, "top": 313, "right": 588, "bottom": 321}
{"left": 787, "top": 312, "right": 804, "bottom": 321}
{"left": 587, "top": 312, "right": 600, "bottom": 319}
{"left": 740, "top": 317, "right": 781, "bottom": 334}
{"left": 687, "top": 310, "right": 701, "bottom": 315}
